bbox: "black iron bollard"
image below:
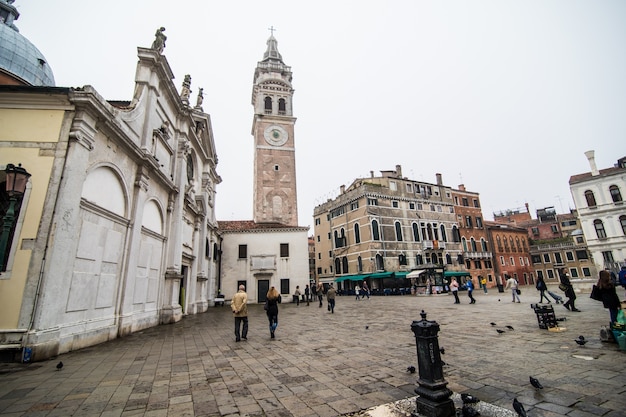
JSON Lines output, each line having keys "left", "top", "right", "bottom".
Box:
{"left": 411, "top": 310, "right": 455, "bottom": 417}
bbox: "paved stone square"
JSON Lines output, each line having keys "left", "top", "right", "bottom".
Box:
{"left": 1, "top": 288, "right": 624, "bottom": 416}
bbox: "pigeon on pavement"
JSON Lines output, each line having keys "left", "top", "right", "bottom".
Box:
{"left": 461, "top": 393, "right": 480, "bottom": 404}
{"left": 530, "top": 376, "right": 543, "bottom": 389}
{"left": 56, "top": 361, "right": 63, "bottom": 371}
{"left": 513, "top": 398, "right": 527, "bottom": 417}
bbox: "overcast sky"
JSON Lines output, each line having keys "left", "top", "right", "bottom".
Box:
{"left": 15, "top": 0, "right": 626, "bottom": 228}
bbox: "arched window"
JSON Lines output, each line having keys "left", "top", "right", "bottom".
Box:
{"left": 421, "top": 223, "right": 427, "bottom": 240}
{"left": 334, "top": 258, "right": 341, "bottom": 274}
{"left": 372, "top": 220, "right": 380, "bottom": 241}
{"left": 412, "top": 223, "right": 420, "bottom": 241}
{"left": 452, "top": 225, "right": 460, "bottom": 243}
{"left": 342, "top": 257, "right": 349, "bottom": 274}
{"left": 357, "top": 256, "right": 363, "bottom": 272}
{"left": 610, "top": 185, "right": 622, "bottom": 203}
{"left": 509, "top": 237, "right": 514, "bottom": 249}
{"left": 278, "top": 98, "right": 286, "bottom": 115}
{"left": 395, "top": 221, "right": 403, "bottom": 241}
{"left": 620, "top": 215, "right": 626, "bottom": 235}
{"left": 354, "top": 223, "right": 361, "bottom": 244}
{"left": 399, "top": 253, "right": 407, "bottom": 265}
{"left": 594, "top": 219, "right": 607, "bottom": 238}
{"left": 334, "top": 229, "right": 346, "bottom": 248}
{"left": 446, "top": 254, "right": 452, "bottom": 264}
{"left": 433, "top": 224, "right": 439, "bottom": 241}
{"left": 462, "top": 237, "right": 468, "bottom": 251}
{"left": 416, "top": 254, "right": 423, "bottom": 265}
{"left": 264, "top": 96, "right": 272, "bottom": 113}
{"left": 375, "top": 254, "right": 384, "bottom": 271}
{"left": 481, "top": 238, "right": 488, "bottom": 252}
{"left": 470, "top": 238, "right": 477, "bottom": 251}
{"left": 584, "top": 190, "right": 597, "bottom": 207}
{"left": 440, "top": 225, "right": 447, "bottom": 242}
{"left": 213, "top": 243, "right": 218, "bottom": 261}
{"left": 426, "top": 224, "right": 433, "bottom": 240}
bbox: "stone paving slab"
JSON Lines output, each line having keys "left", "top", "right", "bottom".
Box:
{"left": 1, "top": 289, "right": 625, "bottom": 416}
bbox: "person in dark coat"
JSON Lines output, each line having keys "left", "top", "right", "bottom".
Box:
{"left": 559, "top": 268, "right": 579, "bottom": 312}
{"left": 466, "top": 278, "right": 476, "bottom": 304}
{"left": 536, "top": 275, "right": 550, "bottom": 304}
{"left": 266, "top": 286, "right": 281, "bottom": 339}
{"left": 594, "top": 270, "right": 622, "bottom": 324}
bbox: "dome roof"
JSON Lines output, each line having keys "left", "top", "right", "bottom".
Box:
{"left": 0, "top": 0, "right": 55, "bottom": 86}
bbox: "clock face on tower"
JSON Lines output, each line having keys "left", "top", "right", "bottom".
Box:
{"left": 263, "top": 125, "right": 288, "bottom": 147}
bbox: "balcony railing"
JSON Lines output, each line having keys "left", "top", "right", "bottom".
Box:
{"left": 464, "top": 251, "right": 493, "bottom": 259}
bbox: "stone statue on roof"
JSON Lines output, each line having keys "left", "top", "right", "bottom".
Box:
{"left": 151, "top": 27, "right": 167, "bottom": 53}
{"left": 195, "top": 88, "right": 204, "bottom": 109}
{"left": 180, "top": 74, "right": 191, "bottom": 104}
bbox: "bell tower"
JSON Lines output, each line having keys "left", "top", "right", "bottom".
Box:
{"left": 251, "top": 32, "right": 298, "bottom": 226}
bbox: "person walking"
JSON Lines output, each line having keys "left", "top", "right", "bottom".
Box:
{"left": 231, "top": 284, "right": 248, "bottom": 342}
{"left": 362, "top": 281, "right": 370, "bottom": 299}
{"left": 480, "top": 276, "right": 488, "bottom": 294}
{"left": 450, "top": 277, "right": 460, "bottom": 304}
{"left": 466, "top": 278, "right": 476, "bottom": 304}
{"left": 304, "top": 284, "right": 310, "bottom": 306}
{"left": 294, "top": 286, "right": 301, "bottom": 306}
{"left": 327, "top": 283, "right": 336, "bottom": 313}
{"left": 535, "top": 275, "right": 551, "bottom": 304}
{"left": 317, "top": 283, "right": 324, "bottom": 307}
{"left": 505, "top": 275, "right": 521, "bottom": 303}
{"left": 593, "top": 270, "right": 622, "bottom": 324}
{"left": 265, "top": 286, "right": 281, "bottom": 339}
{"left": 559, "top": 268, "right": 580, "bottom": 312}
{"left": 354, "top": 285, "right": 361, "bottom": 300}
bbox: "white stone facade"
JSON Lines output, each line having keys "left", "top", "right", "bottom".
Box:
{"left": 219, "top": 224, "right": 310, "bottom": 303}
{"left": 569, "top": 151, "right": 626, "bottom": 273}
{"left": 12, "top": 47, "right": 220, "bottom": 360}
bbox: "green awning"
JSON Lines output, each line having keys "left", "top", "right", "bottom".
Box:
{"left": 394, "top": 272, "right": 409, "bottom": 278}
{"left": 368, "top": 272, "right": 394, "bottom": 279}
{"left": 335, "top": 274, "right": 370, "bottom": 282}
{"left": 444, "top": 271, "right": 471, "bottom": 277}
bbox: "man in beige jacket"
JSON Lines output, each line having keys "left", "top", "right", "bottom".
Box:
{"left": 231, "top": 285, "right": 248, "bottom": 341}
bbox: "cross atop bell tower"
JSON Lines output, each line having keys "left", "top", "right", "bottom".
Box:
{"left": 251, "top": 33, "right": 298, "bottom": 226}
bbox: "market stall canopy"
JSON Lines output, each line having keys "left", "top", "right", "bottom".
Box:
{"left": 406, "top": 270, "right": 426, "bottom": 279}
{"left": 444, "top": 271, "right": 471, "bottom": 277}
{"left": 335, "top": 274, "right": 370, "bottom": 282}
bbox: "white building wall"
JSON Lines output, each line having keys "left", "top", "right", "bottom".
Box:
{"left": 220, "top": 229, "right": 309, "bottom": 303}
{"left": 570, "top": 163, "right": 626, "bottom": 272}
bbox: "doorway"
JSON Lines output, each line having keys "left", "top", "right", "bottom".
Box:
{"left": 258, "top": 279, "right": 269, "bottom": 302}
{"left": 180, "top": 265, "right": 188, "bottom": 313}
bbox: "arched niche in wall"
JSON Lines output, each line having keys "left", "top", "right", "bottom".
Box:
{"left": 81, "top": 165, "right": 127, "bottom": 217}
{"left": 142, "top": 199, "right": 164, "bottom": 235}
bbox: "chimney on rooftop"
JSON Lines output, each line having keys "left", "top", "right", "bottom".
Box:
{"left": 395, "top": 165, "right": 402, "bottom": 178}
{"left": 584, "top": 150, "right": 599, "bottom": 176}
{"left": 340, "top": 185, "right": 345, "bottom": 194}
{"left": 370, "top": 171, "right": 374, "bottom": 178}
{"left": 436, "top": 173, "right": 443, "bottom": 186}
{"left": 458, "top": 184, "right": 466, "bottom": 191}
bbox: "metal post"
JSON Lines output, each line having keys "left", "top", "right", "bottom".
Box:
{"left": 411, "top": 310, "right": 455, "bottom": 417}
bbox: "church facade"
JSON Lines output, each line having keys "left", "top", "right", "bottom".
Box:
{"left": 1, "top": 7, "right": 221, "bottom": 361}
{"left": 218, "top": 35, "right": 309, "bottom": 304}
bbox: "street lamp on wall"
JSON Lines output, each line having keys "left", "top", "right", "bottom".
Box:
{"left": 0, "top": 163, "right": 31, "bottom": 272}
